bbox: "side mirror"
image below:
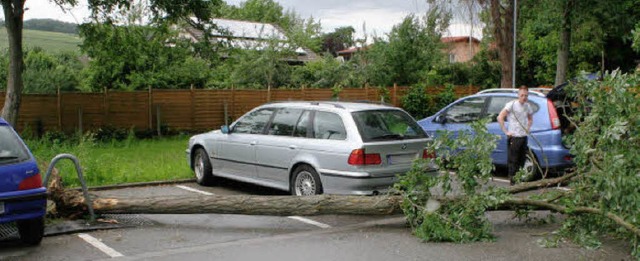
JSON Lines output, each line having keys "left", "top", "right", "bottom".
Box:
{"left": 434, "top": 115, "right": 447, "bottom": 124}
{"left": 221, "top": 125, "right": 230, "bottom": 134}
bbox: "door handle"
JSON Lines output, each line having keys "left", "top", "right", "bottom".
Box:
{"left": 250, "top": 141, "right": 257, "bottom": 146}
{"left": 288, "top": 145, "right": 297, "bottom": 150}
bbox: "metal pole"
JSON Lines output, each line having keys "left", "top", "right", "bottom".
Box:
{"left": 43, "top": 154, "right": 96, "bottom": 223}
{"left": 512, "top": 0, "right": 517, "bottom": 88}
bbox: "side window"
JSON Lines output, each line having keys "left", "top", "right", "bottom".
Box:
{"left": 267, "top": 108, "right": 304, "bottom": 136}
{"left": 486, "top": 97, "right": 540, "bottom": 122}
{"left": 232, "top": 108, "right": 275, "bottom": 134}
{"left": 443, "top": 97, "right": 486, "bottom": 123}
{"left": 313, "top": 111, "right": 347, "bottom": 140}
{"left": 293, "top": 111, "right": 311, "bottom": 138}
{"left": 486, "top": 96, "right": 513, "bottom": 122}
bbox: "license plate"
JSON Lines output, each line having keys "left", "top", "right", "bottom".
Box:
{"left": 387, "top": 154, "right": 415, "bottom": 165}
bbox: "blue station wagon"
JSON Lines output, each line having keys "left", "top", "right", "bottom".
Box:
{"left": 417, "top": 89, "right": 574, "bottom": 177}
{"left": 0, "top": 117, "right": 47, "bottom": 245}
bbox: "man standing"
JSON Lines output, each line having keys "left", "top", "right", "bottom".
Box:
{"left": 497, "top": 86, "right": 534, "bottom": 185}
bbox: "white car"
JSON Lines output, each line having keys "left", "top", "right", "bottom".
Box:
{"left": 187, "top": 101, "right": 438, "bottom": 195}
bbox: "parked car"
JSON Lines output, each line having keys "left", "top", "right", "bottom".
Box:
{"left": 187, "top": 101, "right": 438, "bottom": 196}
{"left": 417, "top": 88, "right": 574, "bottom": 178}
{"left": 0, "top": 117, "right": 47, "bottom": 245}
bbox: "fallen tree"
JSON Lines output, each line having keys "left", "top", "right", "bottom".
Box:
{"left": 48, "top": 169, "right": 638, "bottom": 239}
{"left": 47, "top": 169, "right": 573, "bottom": 217}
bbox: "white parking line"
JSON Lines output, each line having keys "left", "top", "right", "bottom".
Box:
{"left": 78, "top": 233, "right": 124, "bottom": 258}
{"left": 288, "top": 216, "right": 331, "bottom": 229}
{"left": 175, "top": 185, "right": 214, "bottom": 195}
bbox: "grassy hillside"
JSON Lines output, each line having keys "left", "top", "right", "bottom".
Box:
{"left": 0, "top": 29, "right": 81, "bottom": 53}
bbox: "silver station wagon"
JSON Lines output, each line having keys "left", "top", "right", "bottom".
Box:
{"left": 186, "top": 101, "right": 438, "bottom": 195}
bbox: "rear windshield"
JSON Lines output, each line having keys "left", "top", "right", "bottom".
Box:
{"left": 352, "top": 109, "right": 427, "bottom": 142}
{"left": 0, "top": 126, "right": 31, "bottom": 165}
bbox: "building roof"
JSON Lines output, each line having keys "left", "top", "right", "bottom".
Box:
{"left": 336, "top": 36, "right": 481, "bottom": 55}
{"left": 441, "top": 36, "right": 481, "bottom": 44}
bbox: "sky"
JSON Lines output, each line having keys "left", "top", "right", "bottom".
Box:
{"left": 16, "top": 0, "right": 483, "bottom": 40}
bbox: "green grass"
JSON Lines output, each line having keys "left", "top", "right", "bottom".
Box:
{"left": 26, "top": 135, "right": 193, "bottom": 188}
{"left": 0, "top": 29, "right": 81, "bottom": 53}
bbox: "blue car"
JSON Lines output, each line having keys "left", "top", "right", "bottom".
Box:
{"left": 417, "top": 88, "right": 574, "bottom": 177}
{"left": 0, "top": 117, "right": 47, "bottom": 245}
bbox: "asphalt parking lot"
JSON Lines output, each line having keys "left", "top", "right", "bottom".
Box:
{"left": 0, "top": 177, "right": 633, "bottom": 261}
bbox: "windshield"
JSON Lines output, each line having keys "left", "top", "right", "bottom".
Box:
{"left": 0, "top": 126, "right": 31, "bottom": 165}
{"left": 352, "top": 109, "right": 427, "bottom": 142}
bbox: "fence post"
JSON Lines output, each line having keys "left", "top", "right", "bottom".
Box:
{"left": 393, "top": 83, "right": 398, "bottom": 106}
{"left": 57, "top": 86, "right": 62, "bottom": 130}
{"left": 231, "top": 85, "right": 236, "bottom": 120}
{"left": 267, "top": 84, "right": 272, "bottom": 102}
{"left": 103, "top": 87, "right": 109, "bottom": 126}
{"left": 148, "top": 86, "right": 153, "bottom": 130}
{"left": 301, "top": 85, "right": 306, "bottom": 101}
{"left": 190, "top": 84, "right": 195, "bottom": 130}
{"left": 156, "top": 105, "right": 162, "bottom": 137}
{"left": 365, "top": 84, "right": 369, "bottom": 101}
{"left": 77, "top": 107, "right": 83, "bottom": 135}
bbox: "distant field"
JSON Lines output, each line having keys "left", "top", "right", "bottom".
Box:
{"left": 0, "top": 29, "right": 81, "bottom": 53}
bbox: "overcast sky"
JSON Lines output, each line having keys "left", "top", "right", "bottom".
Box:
{"left": 16, "top": 0, "right": 482, "bottom": 39}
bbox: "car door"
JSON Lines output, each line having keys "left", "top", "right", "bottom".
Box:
{"left": 485, "top": 96, "right": 514, "bottom": 166}
{"left": 485, "top": 96, "right": 541, "bottom": 166}
{"left": 428, "top": 96, "right": 487, "bottom": 139}
{"left": 218, "top": 108, "right": 275, "bottom": 179}
{"left": 255, "top": 108, "right": 307, "bottom": 184}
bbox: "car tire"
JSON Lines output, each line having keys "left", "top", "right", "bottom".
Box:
{"left": 17, "top": 217, "right": 44, "bottom": 246}
{"left": 194, "top": 148, "right": 216, "bottom": 186}
{"left": 291, "top": 165, "right": 323, "bottom": 196}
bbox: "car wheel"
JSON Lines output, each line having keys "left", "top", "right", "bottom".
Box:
{"left": 17, "top": 217, "right": 44, "bottom": 246}
{"left": 291, "top": 165, "right": 323, "bottom": 196}
{"left": 194, "top": 148, "right": 216, "bottom": 186}
{"left": 522, "top": 153, "right": 539, "bottom": 181}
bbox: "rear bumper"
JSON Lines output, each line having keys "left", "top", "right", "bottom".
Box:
{"left": 0, "top": 188, "right": 47, "bottom": 223}
{"left": 319, "top": 163, "right": 439, "bottom": 195}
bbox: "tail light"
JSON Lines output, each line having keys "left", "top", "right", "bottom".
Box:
{"left": 19, "top": 173, "right": 43, "bottom": 190}
{"left": 547, "top": 99, "right": 561, "bottom": 130}
{"left": 348, "top": 149, "right": 382, "bottom": 165}
{"left": 422, "top": 149, "right": 436, "bottom": 159}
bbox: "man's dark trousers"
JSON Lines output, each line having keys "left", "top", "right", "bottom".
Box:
{"left": 508, "top": 136, "right": 528, "bottom": 184}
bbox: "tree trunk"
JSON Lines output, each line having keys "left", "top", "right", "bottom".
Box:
{"left": 0, "top": 0, "right": 26, "bottom": 126}
{"left": 488, "top": 0, "right": 515, "bottom": 88}
{"left": 49, "top": 171, "right": 579, "bottom": 218}
{"left": 52, "top": 189, "right": 405, "bottom": 217}
{"left": 554, "top": 0, "right": 573, "bottom": 86}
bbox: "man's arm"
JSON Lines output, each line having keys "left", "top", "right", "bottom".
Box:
{"left": 497, "top": 108, "right": 511, "bottom": 136}
{"left": 527, "top": 113, "right": 533, "bottom": 134}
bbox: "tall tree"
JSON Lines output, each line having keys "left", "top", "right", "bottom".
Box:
{"left": 554, "top": 0, "right": 573, "bottom": 86}
{"left": 1, "top": 0, "right": 26, "bottom": 125}
{"left": 365, "top": 8, "right": 450, "bottom": 86}
{"left": 479, "top": 0, "right": 515, "bottom": 88}
{"left": 0, "top": 0, "right": 218, "bottom": 125}
{"left": 321, "top": 26, "right": 355, "bottom": 56}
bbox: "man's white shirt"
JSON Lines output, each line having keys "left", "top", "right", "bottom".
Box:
{"left": 504, "top": 100, "right": 533, "bottom": 137}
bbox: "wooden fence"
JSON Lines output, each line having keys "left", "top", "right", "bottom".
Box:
{"left": 0, "top": 85, "right": 479, "bottom": 135}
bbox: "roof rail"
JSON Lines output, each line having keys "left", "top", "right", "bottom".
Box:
{"left": 477, "top": 88, "right": 546, "bottom": 97}
{"left": 309, "top": 101, "right": 345, "bottom": 109}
